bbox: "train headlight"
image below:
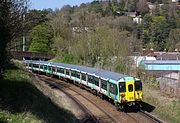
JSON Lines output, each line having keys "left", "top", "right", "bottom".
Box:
{"left": 121, "top": 93, "right": 125, "bottom": 97}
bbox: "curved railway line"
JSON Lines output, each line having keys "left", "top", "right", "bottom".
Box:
{"left": 34, "top": 74, "right": 165, "bottom": 123}
{"left": 38, "top": 75, "right": 118, "bottom": 123}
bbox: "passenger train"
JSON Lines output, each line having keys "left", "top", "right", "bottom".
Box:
{"left": 24, "top": 60, "right": 143, "bottom": 111}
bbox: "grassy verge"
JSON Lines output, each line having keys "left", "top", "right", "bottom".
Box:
{"left": 143, "top": 83, "right": 180, "bottom": 123}
{"left": 0, "top": 60, "right": 79, "bottom": 123}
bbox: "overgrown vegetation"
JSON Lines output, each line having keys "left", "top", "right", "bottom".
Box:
{"left": 143, "top": 83, "right": 180, "bottom": 123}
{"left": 0, "top": 61, "right": 79, "bottom": 123}
{"left": 1, "top": 0, "right": 179, "bottom": 122}
{"left": 0, "top": 0, "right": 30, "bottom": 78}
{"left": 23, "top": 0, "right": 179, "bottom": 73}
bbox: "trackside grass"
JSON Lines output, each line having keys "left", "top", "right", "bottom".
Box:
{"left": 0, "top": 61, "right": 80, "bottom": 123}
{"left": 143, "top": 83, "right": 180, "bottom": 123}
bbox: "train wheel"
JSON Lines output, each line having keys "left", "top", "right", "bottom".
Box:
{"left": 119, "top": 105, "right": 124, "bottom": 112}
{"left": 100, "top": 93, "right": 104, "bottom": 100}
{"left": 135, "top": 103, "right": 141, "bottom": 111}
{"left": 115, "top": 102, "right": 120, "bottom": 111}
{"left": 93, "top": 90, "right": 97, "bottom": 96}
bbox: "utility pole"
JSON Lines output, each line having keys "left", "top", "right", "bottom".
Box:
{"left": 22, "top": 2, "right": 27, "bottom": 60}
{"left": 22, "top": 14, "right": 26, "bottom": 52}
{"left": 178, "top": 71, "right": 180, "bottom": 88}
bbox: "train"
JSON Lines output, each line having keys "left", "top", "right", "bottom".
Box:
{"left": 23, "top": 60, "right": 143, "bottom": 111}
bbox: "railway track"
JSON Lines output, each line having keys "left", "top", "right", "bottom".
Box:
{"left": 139, "top": 110, "right": 165, "bottom": 123}
{"left": 35, "top": 76, "right": 99, "bottom": 123}
{"left": 37, "top": 75, "right": 117, "bottom": 123}
{"left": 35, "top": 74, "right": 165, "bottom": 123}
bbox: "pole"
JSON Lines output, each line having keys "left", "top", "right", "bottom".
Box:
{"left": 22, "top": 14, "right": 25, "bottom": 60}
{"left": 22, "top": 3, "right": 27, "bottom": 60}
{"left": 178, "top": 71, "right": 180, "bottom": 88}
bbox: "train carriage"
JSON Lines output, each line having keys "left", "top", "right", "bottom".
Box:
{"left": 24, "top": 60, "right": 143, "bottom": 111}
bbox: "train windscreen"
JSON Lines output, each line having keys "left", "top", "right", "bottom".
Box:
{"left": 119, "top": 82, "right": 126, "bottom": 92}
{"left": 135, "top": 81, "right": 142, "bottom": 91}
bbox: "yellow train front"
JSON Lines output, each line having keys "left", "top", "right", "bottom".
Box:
{"left": 116, "top": 77, "right": 143, "bottom": 111}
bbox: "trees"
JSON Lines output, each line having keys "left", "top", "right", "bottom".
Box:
{"left": 0, "top": 1, "right": 10, "bottom": 78}
{"left": 149, "top": 16, "right": 169, "bottom": 50}
{"left": 0, "top": 0, "right": 28, "bottom": 79}
{"left": 166, "top": 28, "right": 180, "bottom": 51}
{"left": 29, "top": 23, "right": 53, "bottom": 52}
{"left": 126, "top": 0, "right": 138, "bottom": 12}
{"left": 137, "top": 0, "right": 149, "bottom": 16}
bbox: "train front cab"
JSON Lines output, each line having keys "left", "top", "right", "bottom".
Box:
{"left": 118, "top": 78, "right": 143, "bottom": 110}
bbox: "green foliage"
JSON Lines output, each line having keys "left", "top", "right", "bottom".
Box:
{"left": 142, "top": 14, "right": 173, "bottom": 50}
{"left": 89, "top": 1, "right": 103, "bottom": 14}
{"left": 25, "top": 9, "right": 52, "bottom": 32}
{"left": 62, "top": 53, "right": 78, "bottom": 64}
{"left": 0, "top": 0, "right": 28, "bottom": 78}
{"left": 166, "top": 28, "right": 180, "bottom": 51}
{"left": 150, "top": 16, "right": 169, "bottom": 50}
{"left": 0, "top": 1, "right": 10, "bottom": 78}
{"left": 143, "top": 83, "right": 180, "bottom": 123}
{"left": 137, "top": 0, "right": 149, "bottom": 16}
{"left": 0, "top": 61, "right": 80, "bottom": 123}
{"left": 29, "top": 23, "right": 53, "bottom": 52}
{"left": 50, "top": 53, "right": 79, "bottom": 64}
{"left": 126, "top": 0, "right": 138, "bottom": 12}
{"left": 35, "top": 0, "right": 180, "bottom": 70}
{"left": 115, "top": 63, "right": 127, "bottom": 73}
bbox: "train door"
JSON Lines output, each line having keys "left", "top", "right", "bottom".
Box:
{"left": 44, "top": 65, "right": 47, "bottom": 73}
{"left": 109, "top": 83, "right": 118, "bottom": 100}
{"left": 48, "top": 65, "right": 52, "bottom": 74}
{"left": 125, "top": 81, "right": 135, "bottom": 102}
{"left": 134, "top": 81, "right": 143, "bottom": 101}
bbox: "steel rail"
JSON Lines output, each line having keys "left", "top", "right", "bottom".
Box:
{"left": 36, "top": 75, "right": 100, "bottom": 123}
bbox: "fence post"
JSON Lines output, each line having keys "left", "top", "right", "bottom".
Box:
{"left": 178, "top": 71, "right": 180, "bottom": 88}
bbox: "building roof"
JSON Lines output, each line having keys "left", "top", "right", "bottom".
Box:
{"left": 144, "top": 60, "right": 180, "bottom": 64}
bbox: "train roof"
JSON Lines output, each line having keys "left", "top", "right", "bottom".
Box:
{"left": 51, "top": 62, "right": 128, "bottom": 81}
{"left": 24, "top": 60, "right": 128, "bottom": 81}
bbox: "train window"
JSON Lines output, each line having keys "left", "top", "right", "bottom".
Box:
{"left": 33, "top": 64, "right": 39, "bottom": 68}
{"left": 82, "top": 73, "right": 86, "bottom": 81}
{"left": 135, "top": 81, "right": 142, "bottom": 91}
{"left": 48, "top": 66, "right": 52, "bottom": 71}
{"left": 94, "top": 77, "right": 99, "bottom": 86}
{"left": 88, "top": 75, "right": 94, "bottom": 84}
{"left": 60, "top": 68, "right": 64, "bottom": 74}
{"left": 71, "top": 71, "right": 76, "bottom": 77}
{"left": 52, "top": 67, "right": 56, "bottom": 72}
{"left": 40, "top": 65, "right": 43, "bottom": 69}
{"left": 66, "top": 69, "right": 70, "bottom": 75}
{"left": 77, "top": 72, "right": 80, "bottom": 79}
{"left": 119, "top": 82, "right": 126, "bottom": 92}
{"left": 110, "top": 83, "right": 117, "bottom": 95}
{"left": 101, "top": 80, "right": 107, "bottom": 90}
{"left": 128, "top": 84, "right": 133, "bottom": 92}
{"left": 44, "top": 65, "right": 47, "bottom": 70}
{"left": 57, "top": 68, "right": 60, "bottom": 73}
{"left": 57, "top": 68, "right": 64, "bottom": 74}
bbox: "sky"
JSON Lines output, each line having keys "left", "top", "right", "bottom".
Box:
{"left": 30, "top": 0, "right": 93, "bottom": 10}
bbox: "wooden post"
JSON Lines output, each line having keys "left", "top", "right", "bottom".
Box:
{"left": 178, "top": 71, "right": 180, "bottom": 88}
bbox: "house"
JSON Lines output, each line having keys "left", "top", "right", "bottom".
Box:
{"left": 133, "top": 16, "right": 142, "bottom": 24}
